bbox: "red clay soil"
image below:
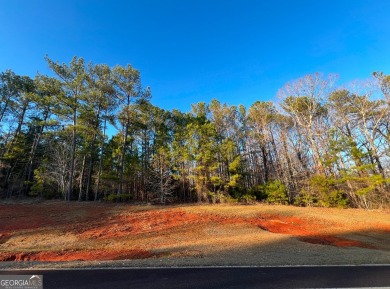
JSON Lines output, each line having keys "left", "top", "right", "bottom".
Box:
{"left": 205, "top": 213, "right": 379, "bottom": 249}
{"left": 79, "top": 210, "right": 203, "bottom": 239}
{"left": 79, "top": 209, "right": 380, "bottom": 249}
{"left": 0, "top": 249, "right": 156, "bottom": 262}
{"left": 250, "top": 214, "right": 377, "bottom": 249}
{"left": 1, "top": 203, "right": 387, "bottom": 262}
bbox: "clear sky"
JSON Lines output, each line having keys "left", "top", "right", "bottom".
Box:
{"left": 1, "top": 0, "right": 390, "bottom": 111}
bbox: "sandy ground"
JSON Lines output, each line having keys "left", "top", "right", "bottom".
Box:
{"left": 0, "top": 201, "right": 389, "bottom": 269}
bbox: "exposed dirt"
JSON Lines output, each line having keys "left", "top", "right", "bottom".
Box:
{"left": 0, "top": 201, "right": 389, "bottom": 264}
{"left": 78, "top": 210, "right": 203, "bottom": 239}
{"left": 0, "top": 249, "right": 155, "bottom": 262}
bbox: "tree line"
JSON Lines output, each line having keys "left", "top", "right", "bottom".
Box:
{"left": 1, "top": 56, "right": 389, "bottom": 208}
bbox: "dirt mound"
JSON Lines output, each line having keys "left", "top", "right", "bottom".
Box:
{"left": 194, "top": 213, "right": 379, "bottom": 249}
{"left": 79, "top": 209, "right": 203, "bottom": 239}
{"left": 1, "top": 203, "right": 389, "bottom": 263}
{"left": 251, "top": 214, "right": 380, "bottom": 249}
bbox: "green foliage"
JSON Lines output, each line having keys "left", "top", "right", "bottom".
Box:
{"left": 210, "top": 176, "right": 223, "bottom": 187}
{"left": 104, "top": 193, "right": 132, "bottom": 202}
{"left": 228, "top": 156, "right": 241, "bottom": 174}
{"left": 208, "top": 190, "right": 230, "bottom": 203}
{"left": 240, "top": 193, "right": 256, "bottom": 204}
{"left": 225, "top": 196, "right": 239, "bottom": 204}
{"left": 298, "top": 175, "right": 349, "bottom": 208}
{"left": 30, "top": 168, "right": 45, "bottom": 196}
{"left": 322, "top": 190, "right": 349, "bottom": 208}
{"left": 247, "top": 180, "right": 289, "bottom": 204}
{"left": 104, "top": 194, "right": 118, "bottom": 202}
{"left": 30, "top": 167, "right": 60, "bottom": 199}
{"left": 226, "top": 156, "right": 245, "bottom": 198}
{"left": 263, "top": 180, "right": 289, "bottom": 205}
{"left": 228, "top": 174, "right": 241, "bottom": 188}
{"left": 343, "top": 173, "right": 389, "bottom": 196}
{"left": 248, "top": 185, "right": 267, "bottom": 200}
{"left": 294, "top": 189, "right": 318, "bottom": 207}
{"left": 2, "top": 61, "right": 390, "bottom": 209}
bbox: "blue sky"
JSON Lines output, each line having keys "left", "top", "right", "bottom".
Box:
{"left": 1, "top": 0, "right": 390, "bottom": 111}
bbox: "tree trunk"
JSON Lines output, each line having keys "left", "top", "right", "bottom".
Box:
{"left": 24, "top": 111, "right": 49, "bottom": 194}
{"left": 78, "top": 155, "right": 86, "bottom": 201}
{"left": 308, "top": 129, "right": 325, "bottom": 175}
{"left": 95, "top": 116, "right": 107, "bottom": 201}
{"left": 118, "top": 122, "right": 129, "bottom": 196}
{"left": 0, "top": 98, "right": 10, "bottom": 123}
{"left": 261, "top": 144, "right": 268, "bottom": 183}
{"left": 67, "top": 107, "right": 77, "bottom": 201}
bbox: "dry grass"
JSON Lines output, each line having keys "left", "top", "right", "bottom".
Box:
{"left": 0, "top": 201, "right": 389, "bottom": 265}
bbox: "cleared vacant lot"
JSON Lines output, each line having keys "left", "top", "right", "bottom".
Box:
{"left": 0, "top": 201, "right": 389, "bottom": 268}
